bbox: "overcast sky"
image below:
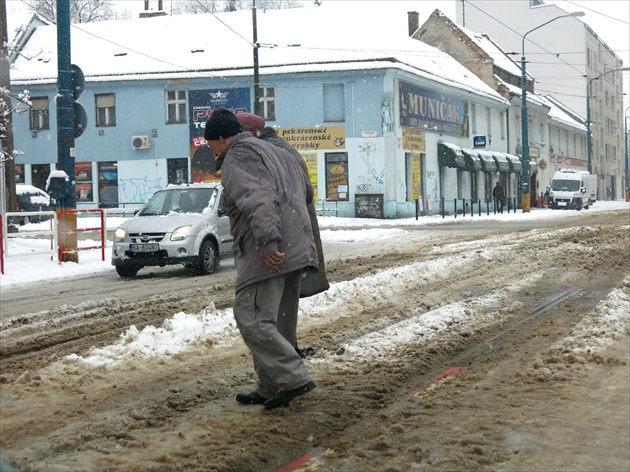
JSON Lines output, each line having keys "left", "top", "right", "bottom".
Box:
{"left": 5, "top": 0, "right": 629, "bottom": 110}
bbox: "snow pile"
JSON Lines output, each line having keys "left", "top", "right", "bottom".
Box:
{"left": 547, "top": 277, "right": 630, "bottom": 364}
{"left": 65, "top": 304, "right": 237, "bottom": 367}
{"left": 521, "top": 276, "right": 630, "bottom": 383}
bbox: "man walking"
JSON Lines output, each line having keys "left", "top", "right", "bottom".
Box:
{"left": 204, "top": 109, "right": 318, "bottom": 410}
{"left": 493, "top": 181, "right": 505, "bottom": 213}
{"left": 236, "top": 112, "right": 330, "bottom": 299}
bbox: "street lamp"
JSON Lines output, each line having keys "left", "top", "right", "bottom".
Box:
{"left": 586, "top": 67, "right": 630, "bottom": 176}
{"left": 625, "top": 105, "right": 630, "bottom": 202}
{"left": 520, "top": 11, "right": 584, "bottom": 212}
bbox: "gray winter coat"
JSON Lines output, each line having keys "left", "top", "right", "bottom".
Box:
{"left": 217, "top": 132, "right": 318, "bottom": 291}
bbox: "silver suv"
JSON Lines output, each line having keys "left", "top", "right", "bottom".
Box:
{"left": 111, "top": 182, "right": 232, "bottom": 277}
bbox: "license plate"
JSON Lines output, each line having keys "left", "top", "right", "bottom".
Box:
{"left": 130, "top": 243, "right": 159, "bottom": 252}
{"left": 558, "top": 202, "right": 567, "bottom": 207}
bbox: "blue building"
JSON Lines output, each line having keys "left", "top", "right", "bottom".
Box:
{"left": 9, "top": 3, "right": 509, "bottom": 217}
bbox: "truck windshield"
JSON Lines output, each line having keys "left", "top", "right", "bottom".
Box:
{"left": 551, "top": 180, "right": 580, "bottom": 192}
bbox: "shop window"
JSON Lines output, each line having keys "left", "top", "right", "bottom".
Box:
{"left": 168, "top": 158, "right": 189, "bottom": 185}
{"left": 29, "top": 97, "right": 49, "bottom": 130}
{"left": 323, "top": 84, "right": 344, "bottom": 122}
{"left": 14, "top": 164, "right": 25, "bottom": 183}
{"left": 166, "top": 90, "right": 187, "bottom": 124}
{"left": 75, "top": 162, "right": 94, "bottom": 202}
{"left": 95, "top": 93, "right": 116, "bottom": 127}
{"left": 325, "top": 152, "right": 348, "bottom": 201}
{"left": 31, "top": 164, "right": 51, "bottom": 191}
{"left": 98, "top": 161, "right": 118, "bottom": 208}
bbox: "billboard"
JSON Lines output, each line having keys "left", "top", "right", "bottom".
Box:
{"left": 189, "top": 88, "right": 250, "bottom": 182}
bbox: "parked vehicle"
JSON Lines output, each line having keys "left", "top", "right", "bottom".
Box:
{"left": 15, "top": 184, "right": 55, "bottom": 224}
{"left": 111, "top": 182, "right": 232, "bottom": 277}
{"left": 548, "top": 169, "right": 597, "bottom": 210}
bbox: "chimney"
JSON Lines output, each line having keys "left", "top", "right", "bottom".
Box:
{"left": 408, "top": 11, "right": 419, "bottom": 37}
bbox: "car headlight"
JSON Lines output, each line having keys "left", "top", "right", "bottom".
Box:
{"left": 114, "top": 227, "right": 126, "bottom": 242}
{"left": 171, "top": 226, "right": 191, "bottom": 241}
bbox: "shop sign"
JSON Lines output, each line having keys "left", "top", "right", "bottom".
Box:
{"left": 401, "top": 127, "right": 426, "bottom": 152}
{"left": 277, "top": 126, "right": 346, "bottom": 150}
{"left": 399, "top": 81, "right": 468, "bottom": 137}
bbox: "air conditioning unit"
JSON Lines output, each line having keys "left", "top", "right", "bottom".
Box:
{"left": 131, "top": 135, "right": 150, "bottom": 150}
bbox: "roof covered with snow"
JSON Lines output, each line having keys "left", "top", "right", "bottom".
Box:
{"left": 10, "top": 1, "right": 505, "bottom": 104}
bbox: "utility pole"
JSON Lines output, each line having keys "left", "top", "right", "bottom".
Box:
{"left": 0, "top": 0, "right": 17, "bottom": 227}
{"left": 56, "top": 0, "right": 79, "bottom": 262}
{"left": 252, "top": 0, "right": 262, "bottom": 116}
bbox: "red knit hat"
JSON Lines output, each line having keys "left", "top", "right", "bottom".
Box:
{"left": 236, "top": 112, "right": 265, "bottom": 132}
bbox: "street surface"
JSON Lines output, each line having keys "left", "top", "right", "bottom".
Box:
{"left": 0, "top": 209, "right": 628, "bottom": 471}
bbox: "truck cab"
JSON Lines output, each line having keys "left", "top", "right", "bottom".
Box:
{"left": 548, "top": 169, "right": 597, "bottom": 210}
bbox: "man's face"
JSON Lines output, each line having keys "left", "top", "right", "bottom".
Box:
{"left": 206, "top": 138, "right": 229, "bottom": 158}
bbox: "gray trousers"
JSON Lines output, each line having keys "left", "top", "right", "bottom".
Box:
{"left": 233, "top": 269, "right": 312, "bottom": 398}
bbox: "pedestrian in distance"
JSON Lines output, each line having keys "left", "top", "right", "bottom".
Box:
{"left": 493, "top": 181, "right": 505, "bottom": 214}
{"left": 204, "top": 108, "right": 318, "bottom": 410}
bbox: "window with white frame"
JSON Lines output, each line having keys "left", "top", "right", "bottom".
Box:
{"left": 500, "top": 111, "right": 505, "bottom": 139}
{"left": 259, "top": 86, "right": 276, "bottom": 121}
{"left": 166, "top": 90, "right": 187, "bottom": 124}
{"left": 95, "top": 93, "right": 116, "bottom": 127}
{"left": 323, "top": 84, "right": 345, "bottom": 122}
{"left": 486, "top": 106, "right": 492, "bottom": 137}
{"left": 29, "top": 97, "right": 49, "bottom": 130}
{"left": 471, "top": 103, "right": 477, "bottom": 134}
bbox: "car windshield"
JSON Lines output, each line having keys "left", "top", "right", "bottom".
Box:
{"left": 551, "top": 179, "right": 580, "bottom": 192}
{"left": 138, "top": 188, "right": 217, "bottom": 216}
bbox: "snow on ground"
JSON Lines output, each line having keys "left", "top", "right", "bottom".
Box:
{"left": 1, "top": 201, "right": 628, "bottom": 372}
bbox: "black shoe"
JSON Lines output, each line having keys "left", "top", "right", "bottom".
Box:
{"left": 235, "top": 391, "right": 268, "bottom": 405}
{"left": 264, "top": 381, "right": 316, "bottom": 410}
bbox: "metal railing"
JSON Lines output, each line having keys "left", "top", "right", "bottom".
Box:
{"left": 315, "top": 199, "right": 338, "bottom": 217}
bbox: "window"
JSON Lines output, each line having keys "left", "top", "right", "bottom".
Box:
{"left": 323, "top": 84, "right": 344, "bottom": 122}
{"left": 325, "top": 152, "right": 348, "bottom": 201}
{"left": 95, "top": 93, "right": 116, "bottom": 127}
{"left": 486, "top": 106, "right": 492, "bottom": 137}
{"left": 166, "top": 90, "right": 187, "bottom": 124}
{"left": 29, "top": 97, "right": 49, "bottom": 130}
{"left": 259, "top": 86, "right": 276, "bottom": 121}
{"left": 500, "top": 112, "right": 505, "bottom": 139}
{"left": 471, "top": 103, "right": 477, "bottom": 134}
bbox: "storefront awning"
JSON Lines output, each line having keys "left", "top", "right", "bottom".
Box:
{"left": 461, "top": 148, "right": 482, "bottom": 172}
{"left": 490, "top": 152, "right": 511, "bottom": 173}
{"left": 438, "top": 143, "right": 466, "bottom": 169}
{"left": 505, "top": 153, "right": 522, "bottom": 173}
{"left": 476, "top": 150, "right": 497, "bottom": 172}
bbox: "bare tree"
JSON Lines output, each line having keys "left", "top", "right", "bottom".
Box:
{"left": 171, "top": 0, "right": 301, "bottom": 15}
{"left": 22, "top": 0, "right": 116, "bottom": 23}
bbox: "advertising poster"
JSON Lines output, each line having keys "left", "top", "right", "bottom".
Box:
{"left": 302, "top": 152, "right": 319, "bottom": 200}
{"left": 189, "top": 88, "right": 250, "bottom": 182}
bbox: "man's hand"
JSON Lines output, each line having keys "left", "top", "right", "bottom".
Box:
{"left": 260, "top": 250, "right": 285, "bottom": 269}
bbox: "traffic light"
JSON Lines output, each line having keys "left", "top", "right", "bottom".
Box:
{"left": 71, "top": 64, "right": 87, "bottom": 138}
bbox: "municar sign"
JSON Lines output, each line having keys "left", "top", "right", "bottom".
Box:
{"left": 399, "top": 82, "right": 468, "bottom": 137}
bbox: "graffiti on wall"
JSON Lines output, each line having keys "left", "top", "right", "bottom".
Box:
{"left": 427, "top": 170, "right": 439, "bottom": 202}
{"left": 356, "top": 142, "right": 384, "bottom": 193}
{"left": 119, "top": 176, "right": 163, "bottom": 204}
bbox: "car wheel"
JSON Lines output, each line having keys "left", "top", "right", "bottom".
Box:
{"left": 116, "top": 265, "right": 139, "bottom": 277}
{"left": 197, "top": 239, "right": 219, "bottom": 275}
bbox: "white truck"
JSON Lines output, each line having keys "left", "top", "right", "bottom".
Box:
{"left": 548, "top": 169, "right": 597, "bottom": 210}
